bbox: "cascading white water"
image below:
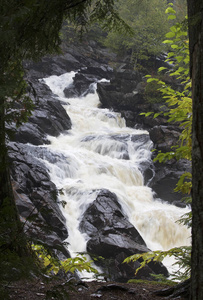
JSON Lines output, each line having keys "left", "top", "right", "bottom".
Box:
{"left": 41, "top": 72, "right": 191, "bottom": 276}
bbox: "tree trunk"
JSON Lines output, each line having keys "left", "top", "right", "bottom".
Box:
{"left": 0, "top": 99, "right": 27, "bottom": 260}
{"left": 187, "top": 0, "right": 203, "bottom": 299}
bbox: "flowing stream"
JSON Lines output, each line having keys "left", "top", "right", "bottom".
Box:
{"left": 41, "top": 72, "right": 190, "bottom": 276}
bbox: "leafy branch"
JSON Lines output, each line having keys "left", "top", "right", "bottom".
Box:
{"left": 123, "top": 245, "right": 191, "bottom": 281}
{"left": 32, "top": 244, "right": 98, "bottom": 277}
{"left": 126, "top": 5, "right": 192, "bottom": 282}
{"left": 142, "top": 5, "right": 191, "bottom": 196}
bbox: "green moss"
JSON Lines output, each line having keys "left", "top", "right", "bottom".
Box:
{"left": 128, "top": 278, "right": 177, "bottom": 286}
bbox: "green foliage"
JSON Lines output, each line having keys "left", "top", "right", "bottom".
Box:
{"left": 32, "top": 244, "right": 98, "bottom": 277}
{"left": 128, "top": 276, "right": 176, "bottom": 286}
{"left": 0, "top": 226, "right": 40, "bottom": 282}
{"left": 143, "top": 5, "right": 191, "bottom": 197}
{"left": 2, "top": 61, "right": 34, "bottom": 128}
{"left": 124, "top": 246, "right": 191, "bottom": 281}
{"left": 178, "top": 210, "right": 192, "bottom": 228}
{"left": 0, "top": 288, "right": 9, "bottom": 299}
{"left": 62, "top": 255, "right": 98, "bottom": 274}
{"left": 144, "top": 80, "right": 164, "bottom": 103}
{"left": 127, "top": 6, "right": 192, "bottom": 283}
{"left": 103, "top": 0, "right": 170, "bottom": 66}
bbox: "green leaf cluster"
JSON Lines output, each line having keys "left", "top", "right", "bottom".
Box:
{"left": 32, "top": 244, "right": 98, "bottom": 277}
{"left": 102, "top": 0, "right": 188, "bottom": 67}
{"left": 144, "top": 5, "right": 191, "bottom": 196}
{"left": 107, "top": 0, "right": 169, "bottom": 58}
{"left": 128, "top": 6, "right": 192, "bottom": 282}
{"left": 124, "top": 245, "right": 191, "bottom": 282}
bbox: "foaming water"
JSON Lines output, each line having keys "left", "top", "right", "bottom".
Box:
{"left": 42, "top": 72, "right": 190, "bottom": 275}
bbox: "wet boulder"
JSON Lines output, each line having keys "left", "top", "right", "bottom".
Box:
{"left": 9, "top": 79, "right": 72, "bottom": 145}
{"left": 80, "top": 189, "right": 168, "bottom": 282}
{"left": 64, "top": 73, "right": 96, "bottom": 98}
{"left": 97, "top": 65, "right": 144, "bottom": 113}
{"left": 24, "top": 53, "right": 81, "bottom": 79}
{"left": 150, "top": 158, "right": 191, "bottom": 203}
{"left": 148, "top": 126, "right": 191, "bottom": 203}
{"left": 97, "top": 82, "right": 145, "bottom": 112}
{"left": 9, "top": 122, "right": 51, "bottom": 146}
{"left": 149, "top": 125, "right": 181, "bottom": 153}
{"left": 63, "top": 66, "right": 113, "bottom": 98}
{"left": 8, "top": 142, "right": 68, "bottom": 248}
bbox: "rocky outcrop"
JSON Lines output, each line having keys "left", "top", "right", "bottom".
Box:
{"left": 7, "top": 42, "right": 121, "bottom": 271}
{"left": 150, "top": 158, "right": 191, "bottom": 206}
{"left": 97, "top": 69, "right": 144, "bottom": 115}
{"left": 149, "top": 125, "right": 181, "bottom": 153}
{"left": 63, "top": 66, "right": 113, "bottom": 98}
{"left": 8, "top": 54, "right": 76, "bottom": 258}
{"left": 8, "top": 78, "right": 71, "bottom": 146}
{"left": 8, "top": 142, "right": 69, "bottom": 258}
{"left": 148, "top": 125, "right": 191, "bottom": 205}
{"left": 96, "top": 64, "right": 171, "bottom": 131}
{"left": 7, "top": 73, "right": 72, "bottom": 259}
{"left": 80, "top": 189, "right": 168, "bottom": 282}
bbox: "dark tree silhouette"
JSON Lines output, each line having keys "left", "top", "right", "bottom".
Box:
{"left": 187, "top": 0, "right": 203, "bottom": 299}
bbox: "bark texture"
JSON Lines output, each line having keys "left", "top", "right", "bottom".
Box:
{"left": 188, "top": 0, "right": 203, "bottom": 299}
{"left": 0, "top": 100, "right": 26, "bottom": 260}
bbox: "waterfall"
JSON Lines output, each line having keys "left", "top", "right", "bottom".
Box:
{"left": 41, "top": 72, "right": 190, "bottom": 276}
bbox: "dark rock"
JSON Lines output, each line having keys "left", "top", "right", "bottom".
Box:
{"left": 131, "top": 133, "right": 148, "bottom": 142}
{"left": 149, "top": 125, "right": 181, "bottom": 152}
{"left": 64, "top": 73, "right": 96, "bottom": 98}
{"left": 11, "top": 122, "right": 50, "bottom": 145}
{"left": 80, "top": 65, "right": 113, "bottom": 79}
{"left": 96, "top": 64, "right": 171, "bottom": 131}
{"left": 112, "top": 67, "right": 142, "bottom": 92}
{"left": 24, "top": 53, "right": 81, "bottom": 79}
{"left": 10, "top": 78, "right": 72, "bottom": 144}
{"left": 8, "top": 142, "right": 68, "bottom": 243}
{"left": 150, "top": 159, "right": 191, "bottom": 203}
{"left": 64, "top": 65, "right": 113, "bottom": 98}
{"left": 172, "top": 201, "right": 188, "bottom": 208}
{"left": 97, "top": 82, "right": 144, "bottom": 112}
{"left": 97, "top": 66, "right": 144, "bottom": 115}
{"left": 80, "top": 189, "right": 168, "bottom": 282}
{"left": 29, "top": 98, "right": 72, "bottom": 136}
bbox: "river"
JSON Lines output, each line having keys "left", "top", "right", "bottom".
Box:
{"left": 41, "top": 71, "right": 190, "bottom": 277}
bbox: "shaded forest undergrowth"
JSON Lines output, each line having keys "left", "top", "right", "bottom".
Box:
{"left": 1, "top": 277, "right": 187, "bottom": 300}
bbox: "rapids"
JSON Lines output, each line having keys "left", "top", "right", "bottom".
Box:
{"left": 41, "top": 72, "right": 191, "bottom": 276}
